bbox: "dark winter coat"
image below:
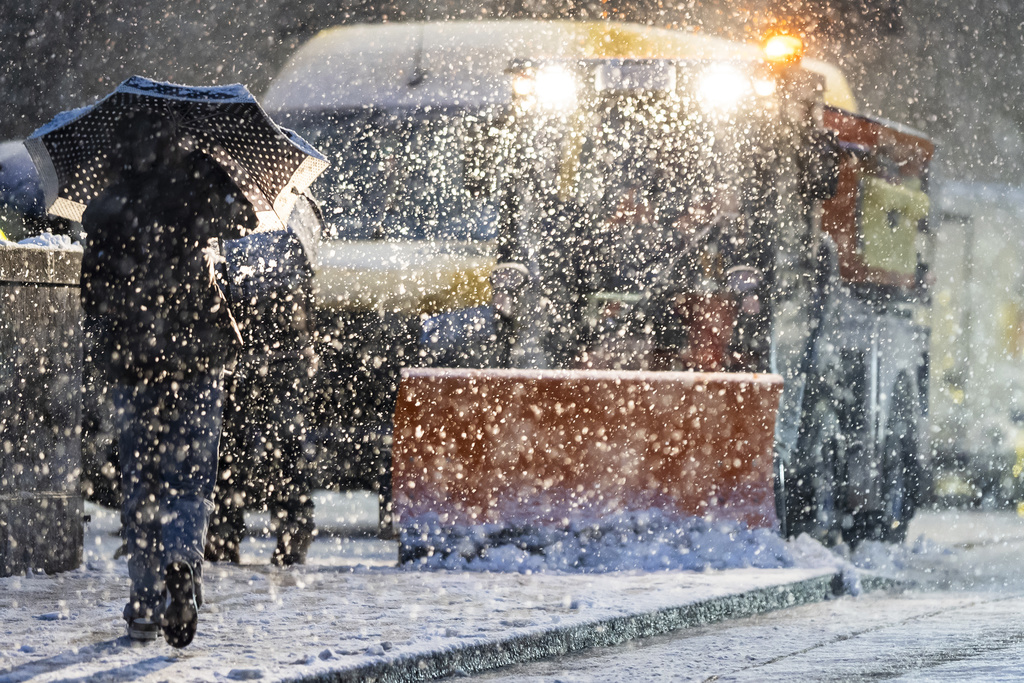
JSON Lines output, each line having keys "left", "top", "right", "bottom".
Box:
{"left": 80, "top": 152, "right": 257, "bottom": 383}
{"left": 222, "top": 230, "right": 315, "bottom": 360}
{"left": 220, "top": 226, "right": 318, "bottom": 459}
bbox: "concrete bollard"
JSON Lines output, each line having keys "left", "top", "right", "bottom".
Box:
{"left": 0, "top": 243, "right": 83, "bottom": 576}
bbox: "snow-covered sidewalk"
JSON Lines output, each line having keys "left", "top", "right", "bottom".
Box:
{"left": 0, "top": 497, "right": 861, "bottom": 683}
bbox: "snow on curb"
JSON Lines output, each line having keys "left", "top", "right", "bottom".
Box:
{"left": 286, "top": 570, "right": 868, "bottom": 683}
{"left": 1, "top": 565, "right": 877, "bottom": 683}
{"left": 0, "top": 503, "right": 905, "bottom": 682}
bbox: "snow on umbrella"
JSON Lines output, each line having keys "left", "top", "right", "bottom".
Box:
{"left": 24, "top": 75, "right": 328, "bottom": 230}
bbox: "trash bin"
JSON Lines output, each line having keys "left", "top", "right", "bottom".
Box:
{"left": 0, "top": 243, "right": 83, "bottom": 576}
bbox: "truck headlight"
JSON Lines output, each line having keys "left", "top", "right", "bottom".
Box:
{"left": 696, "top": 64, "right": 752, "bottom": 113}
{"left": 513, "top": 65, "right": 578, "bottom": 111}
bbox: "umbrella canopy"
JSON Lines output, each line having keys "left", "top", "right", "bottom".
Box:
{"left": 25, "top": 76, "right": 329, "bottom": 231}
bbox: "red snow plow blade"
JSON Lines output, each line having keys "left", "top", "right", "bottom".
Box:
{"left": 391, "top": 368, "right": 784, "bottom": 531}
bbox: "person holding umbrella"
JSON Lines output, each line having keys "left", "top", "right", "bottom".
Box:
{"left": 26, "top": 77, "right": 328, "bottom": 647}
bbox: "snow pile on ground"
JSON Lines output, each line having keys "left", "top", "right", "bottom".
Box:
{"left": 400, "top": 510, "right": 826, "bottom": 574}
{"left": 788, "top": 533, "right": 862, "bottom": 596}
{"left": 851, "top": 540, "right": 907, "bottom": 572}
{"left": 16, "top": 231, "right": 81, "bottom": 250}
{"left": 849, "top": 533, "right": 954, "bottom": 573}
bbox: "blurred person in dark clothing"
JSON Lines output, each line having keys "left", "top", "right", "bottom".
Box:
{"left": 205, "top": 208, "right": 319, "bottom": 567}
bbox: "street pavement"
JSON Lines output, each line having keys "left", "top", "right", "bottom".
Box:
{"left": 468, "top": 509, "right": 1024, "bottom": 682}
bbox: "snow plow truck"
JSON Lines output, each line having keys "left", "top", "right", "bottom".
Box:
{"left": 264, "top": 19, "right": 935, "bottom": 548}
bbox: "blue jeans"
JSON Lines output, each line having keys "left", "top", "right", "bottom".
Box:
{"left": 113, "top": 372, "right": 223, "bottom": 621}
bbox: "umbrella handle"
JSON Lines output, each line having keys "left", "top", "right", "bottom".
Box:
{"left": 203, "top": 241, "right": 244, "bottom": 347}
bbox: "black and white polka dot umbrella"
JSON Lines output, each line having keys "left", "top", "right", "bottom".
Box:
{"left": 24, "top": 76, "right": 328, "bottom": 230}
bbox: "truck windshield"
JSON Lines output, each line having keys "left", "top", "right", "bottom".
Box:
{"left": 283, "top": 108, "right": 501, "bottom": 242}
{"left": 564, "top": 92, "right": 774, "bottom": 293}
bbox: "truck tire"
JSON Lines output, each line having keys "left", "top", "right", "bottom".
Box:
{"left": 840, "top": 369, "right": 920, "bottom": 548}
{"left": 881, "top": 374, "right": 919, "bottom": 544}
{"left": 786, "top": 363, "right": 843, "bottom": 544}
{"left": 785, "top": 433, "right": 840, "bottom": 544}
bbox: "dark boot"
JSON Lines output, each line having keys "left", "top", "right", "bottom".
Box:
{"left": 206, "top": 485, "right": 246, "bottom": 563}
{"left": 270, "top": 500, "right": 314, "bottom": 566}
{"left": 162, "top": 562, "right": 199, "bottom": 648}
{"left": 204, "top": 536, "right": 241, "bottom": 564}
{"left": 269, "top": 487, "right": 314, "bottom": 566}
{"left": 124, "top": 590, "right": 161, "bottom": 643}
{"left": 271, "top": 521, "right": 314, "bottom": 566}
